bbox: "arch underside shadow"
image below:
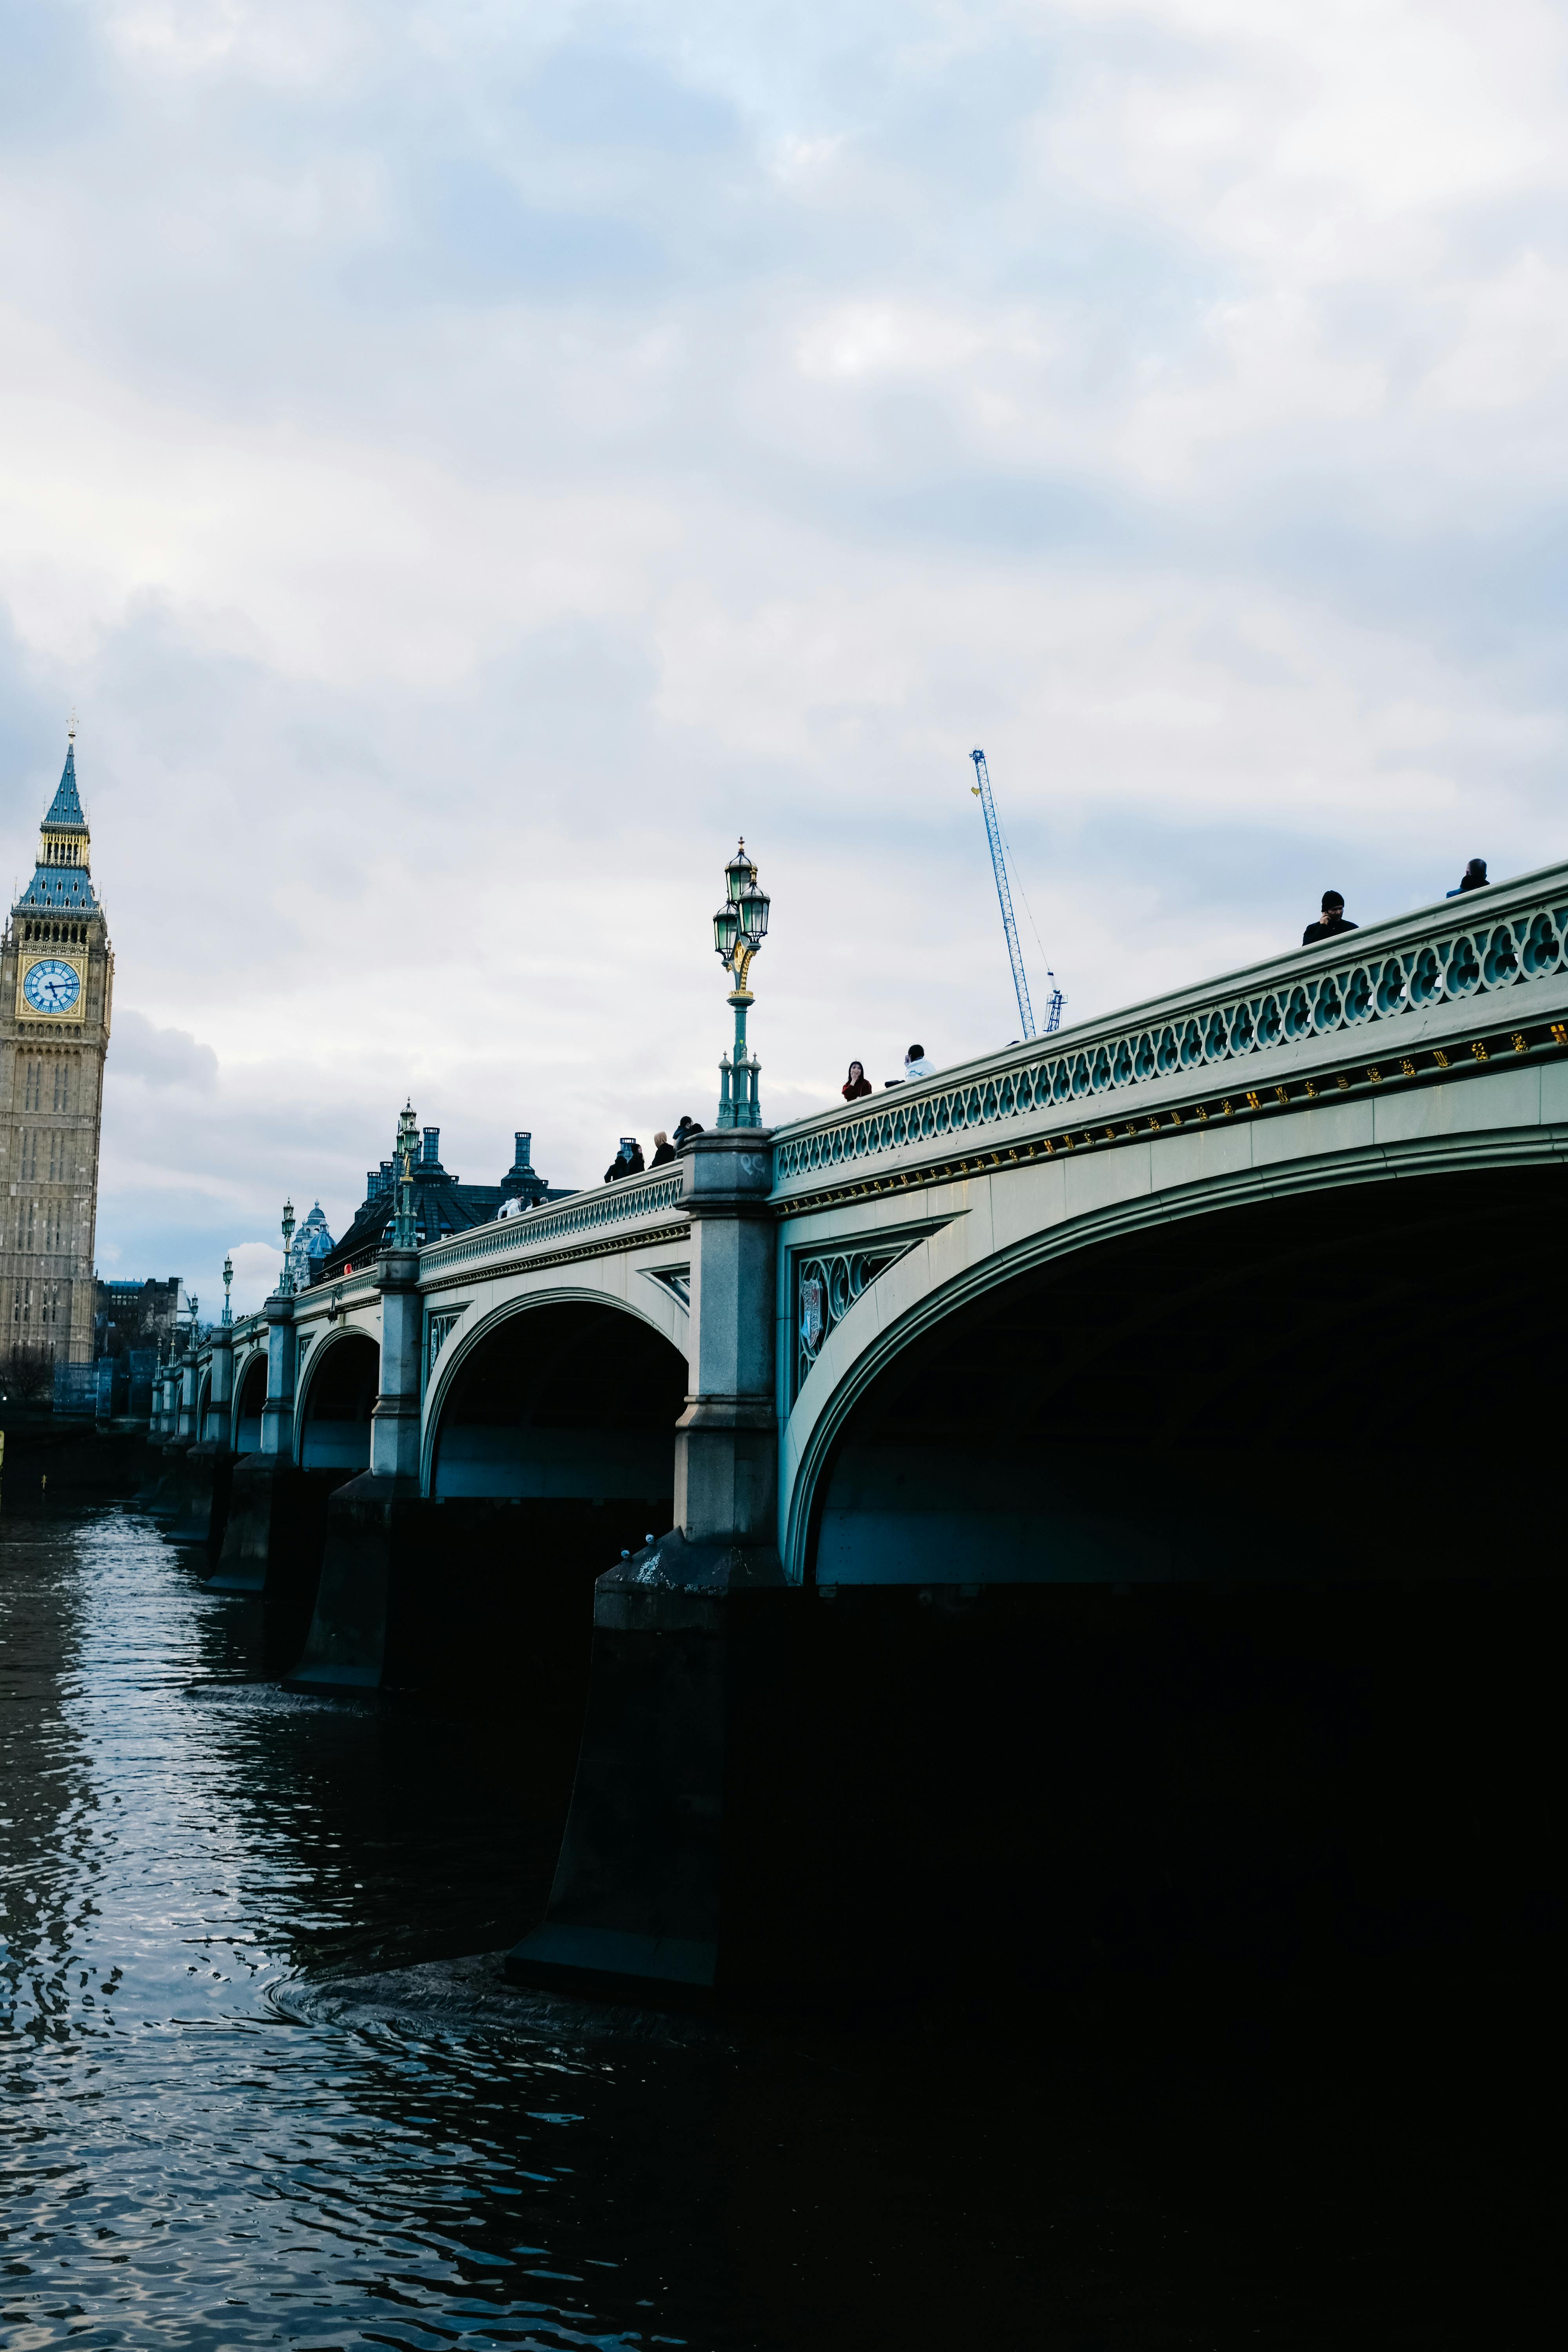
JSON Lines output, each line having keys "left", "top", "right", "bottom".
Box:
{"left": 382, "top": 1298, "right": 691, "bottom": 1810}
{"left": 768, "top": 1162, "right": 1565, "bottom": 1989}
{"left": 297, "top": 1329, "right": 379, "bottom": 1472}
{"left": 232, "top": 1353, "right": 266, "bottom": 1454}
{"left": 802, "top": 1163, "right": 1568, "bottom": 1587}
{"left": 429, "top": 1296, "right": 687, "bottom": 1506}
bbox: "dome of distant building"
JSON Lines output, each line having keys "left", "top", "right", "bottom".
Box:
{"left": 289, "top": 1202, "right": 335, "bottom": 1292}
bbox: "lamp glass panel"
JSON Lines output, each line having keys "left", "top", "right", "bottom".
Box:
{"left": 724, "top": 846, "right": 755, "bottom": 902}
{"left": 738, "top": 880, "right": 770, "bottom": 940}
{"left": 713, "top": 901, "right": 741, "bottom": 957}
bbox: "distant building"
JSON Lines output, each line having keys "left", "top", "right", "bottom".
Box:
{"left": 315, "top": 1125, "right": 569, "bottom": 1283}
{"left": 0, "top": 732, "right": 113, "bottom": 1366}
{"left": 288, "top": 1202, "right": 334, "bottom": 1293}
{"left": 94, "top": 1277, "right": 184, "bottom": 1356}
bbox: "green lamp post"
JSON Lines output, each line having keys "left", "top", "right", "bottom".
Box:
{"left": 278, "top": 1198, "right": 296, "bottom": 1297}
{"left": 390, "top": 1102, "right": 420, "bottom": 1250}
{"left": 712, "top": 839, "right": 771, "bottom": 1129}
{"left": 221, "top": 1254, "right": 233, "bottom": 1327}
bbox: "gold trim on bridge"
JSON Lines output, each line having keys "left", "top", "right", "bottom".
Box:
{"left": 775, "top": 1019, "right": 1566, "bottom": 1220}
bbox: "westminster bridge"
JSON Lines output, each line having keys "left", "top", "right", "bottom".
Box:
{"left": 152, "top": 858, "right": 1568, "bottom": 2001}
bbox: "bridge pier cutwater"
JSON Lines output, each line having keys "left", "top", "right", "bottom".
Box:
{"left": 211, "top": 1289, "right": 361, "bottom": 1665}
{"left": 183, "top": 861, "right": 1568, "bottom": 2002}
{"left": 290, "top": 1245, "right": 423, "bottom": 1692}
{"left": 508, "top": 1126, "right": 793, "bottom": 1997}
{"left": 176, "top": 1316, "right": 236, "bottom": 1556}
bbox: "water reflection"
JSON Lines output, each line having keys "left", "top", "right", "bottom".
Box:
{"left": 0, "top": 1505, "right": 1548, "bottom": 2350}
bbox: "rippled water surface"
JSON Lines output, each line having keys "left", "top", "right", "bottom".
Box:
{"left": 0, "top": 1506, "right": 1552, "bottom": 2350}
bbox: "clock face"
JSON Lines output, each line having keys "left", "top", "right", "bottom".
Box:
{"left": 22, "top": 958, "right": 82, "bottom": 1015}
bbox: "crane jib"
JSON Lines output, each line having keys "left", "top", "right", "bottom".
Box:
{"left": 970, "top": 747, "right": 1036, "bottom": 1039}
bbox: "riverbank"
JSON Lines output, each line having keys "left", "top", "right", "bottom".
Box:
{"left": 0, "top": 1406, "right": 147, "bottom": 1494}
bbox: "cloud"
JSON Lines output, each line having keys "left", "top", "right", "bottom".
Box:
{"left": 1, "top": 0, "right": 1566, "bottom": 1325}
{"left": 225, "top": 1240, "right": 283, "bottom": 1318}
{"left": 109, "top": 1006, "right": 219, "bottom": 1090}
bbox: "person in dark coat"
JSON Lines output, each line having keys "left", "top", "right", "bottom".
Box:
{"left": 650, "top": 1131, "right": 677, "bottom": 1167}
{"left": 842, "top": 1060, "right": 873, "bottom": 1102}
{"left": 1448, "top": 859, "right": 1489, "bottom": 897}
{"left": 604, "top": 1137, "right": 645, "bottom": 1183}
{"left": 1303, "top": 891, "right": 1358, "bottom": 946}
{"left": 672, "top": 1115, "right": 704, "bottom": 1148}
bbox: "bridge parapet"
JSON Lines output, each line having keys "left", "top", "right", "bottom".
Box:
{"left": 417, "top": 1164, "right": 688, "bottom": 1284}
{"left": 771, "top": 862, "right": 1568, "bottom": 1204}
{"left": 296, "top": 1267, "right": 381, "bottom": 1312}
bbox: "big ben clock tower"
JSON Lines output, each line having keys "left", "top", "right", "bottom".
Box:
{"left": 0, "top": 729, "right": 113, "bottom": 1368}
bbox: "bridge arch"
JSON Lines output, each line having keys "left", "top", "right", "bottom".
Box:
{"left": 423, "top": 1290, "right": 687, "bottom": 1510}
{"left": 784, "top": 1147, "right": 1568, "bottom": 1584}
{"left": 777, "top": 1153, "right": 1566, "bottom": 1986}
{"left": 232, "top": 1349, "right": 267, "bottom": 1455}
{"left": 295, "top": 1327, "right": 379, "bottom": 1474}
{"left": 195, "top": 1366, "right": 211, "bottom": 1436}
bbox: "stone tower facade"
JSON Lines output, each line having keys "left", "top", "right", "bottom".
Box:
{"left": 0, "top": 734, "right": 113, "bottom": 1367}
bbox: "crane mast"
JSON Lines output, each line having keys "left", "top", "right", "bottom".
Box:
{"left": 970, "top": 747, "right": 1036, "bottom": 1038}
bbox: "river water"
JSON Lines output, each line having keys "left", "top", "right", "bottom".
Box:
{"left": 0, "top": 1506, "right": 1551, "bottom": 2349}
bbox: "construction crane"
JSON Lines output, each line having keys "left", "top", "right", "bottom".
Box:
{"left": 970, "top": 748, "right": 1064, "bottom": 1037}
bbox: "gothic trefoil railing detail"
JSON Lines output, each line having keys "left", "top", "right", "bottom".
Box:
{"left": 424, "top": 1307, "right": 464, "bottom": 1388}
{"left": 795, "top": 1242, "right": 915, "bottom": 1398}
{"left": 772, "top": 887, "right": 1568, "bottom": 1185}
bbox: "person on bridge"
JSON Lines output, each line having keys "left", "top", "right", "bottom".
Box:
{"left": 672, "top": 1115, "right": 704, "bottom": 1148}
{"left": 604, "top": 1137, "right": 644, "bottom": 1183}
{"left": 1302, "top": 892, "right": 1358, "bottom": 947}
{"left": 842, "top": 1060, "right": 873, "bottom": 1102}
{"left": 899, "top": 1044, "right": 934, "bottom": 1082}
{"left": 1448, "top": 858, "right": 1489, "bottom": 896}
{"left": 650, "top": 1131, "right": 677, "bottom": 1167}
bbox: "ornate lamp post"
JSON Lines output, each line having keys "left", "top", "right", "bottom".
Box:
{"left": 221, "top": 1254, "right": 233, "bottom": 1327}
{"left": 711, "top": 839, "right": 771, "bottom": 1129}
{"left": 389, "top": 1101, "right": 420, "bottom": 1250}
{"left": 278, "top": 1198, "right": 296, "bottom": 1297}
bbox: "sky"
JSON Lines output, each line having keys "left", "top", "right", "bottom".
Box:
{"left": 2, "top": 0, "right": 1566, "bottom": 1314}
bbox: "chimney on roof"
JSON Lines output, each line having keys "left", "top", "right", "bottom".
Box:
{"left": 500, "top": 1126, "right": 547, "bottom": 1206}
{"left": 422, "top": 1126, "right": 439, "bottom": 1165}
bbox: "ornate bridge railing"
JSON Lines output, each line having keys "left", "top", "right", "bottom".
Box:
{"left": 418, "top": 1165, "right": 687, "bottom": 1278}
{"left": 772, "top": 863, "right": 1568, "bottom": 1194}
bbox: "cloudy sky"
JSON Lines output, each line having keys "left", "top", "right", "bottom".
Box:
{"left": 3, "top": 0, "right": 1565, "bottom": 1312}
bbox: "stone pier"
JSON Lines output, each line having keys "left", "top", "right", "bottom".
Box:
{"left": 289, "top": 1246, "right": 421, "bottom": 1691}
{"left": 508, "top": 1129, "right": 791, "bottom": 1997}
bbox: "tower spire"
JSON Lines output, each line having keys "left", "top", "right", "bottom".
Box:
{"left": 20, "top": 733, "right": 97, "bottom": 913}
